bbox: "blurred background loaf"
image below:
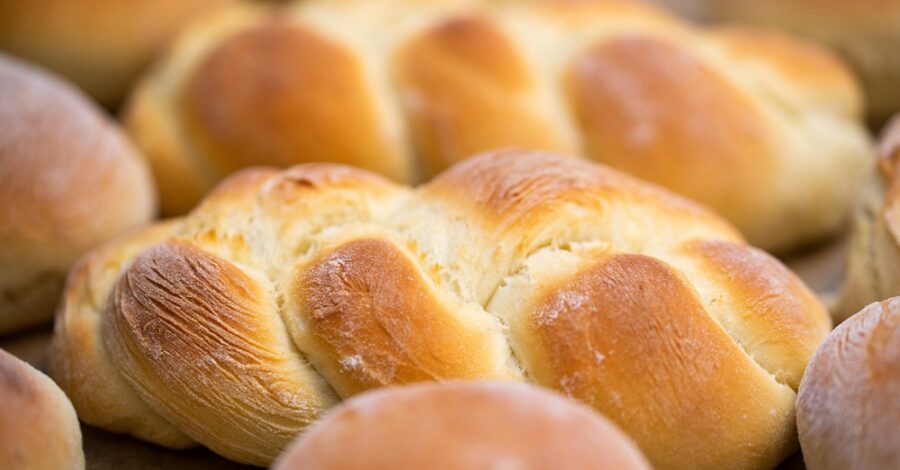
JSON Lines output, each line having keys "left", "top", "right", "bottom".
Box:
{"left": 656, "top": 0, "right": 900, "bottom": 127}
{"left": 274, "top": 382, "right": 651, "bottom": 470}
{"left": 0, "top": 55, "right": 157, "bottom": 334}
{"left": 0, "top": 348, "right": 84, "bottom": 469}
{"left": 0, "top": 0, "right": 234, "bottom": 107}
{"left": 838, "top": 115, "right": 900, "bottom": 321}
{"left": 125, "top": 0, "right": 872, "bottom": 253}
{"left": 797, "top": 297, "right": 900, "bottom": 470}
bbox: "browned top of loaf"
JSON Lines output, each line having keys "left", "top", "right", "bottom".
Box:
{"left": 181, "top": 19, "right": 410, "bottom": 182}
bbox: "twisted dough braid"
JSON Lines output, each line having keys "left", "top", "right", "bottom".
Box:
{"left": 126, "top": 0, "right": 872, "bottom": 252}
{"left": 51, "top": 150, "right": 830, "bottom": 469}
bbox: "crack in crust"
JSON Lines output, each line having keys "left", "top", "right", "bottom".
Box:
{"left": 51, "top": 149, "right": 830, "bottom": 469}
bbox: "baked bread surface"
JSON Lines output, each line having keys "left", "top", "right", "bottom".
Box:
{"left": 0, "top": 0, "right": 232, "bottom": 106}
{"left": 51, "top": 149, "right": 831, "bottom": 468}
{"left": 273, "top": 381, "right": 651, "bottom": 470}
{"left": 0, "top": 54, "right": 157, "bottom": 334}
{"left": 126, "top": 0, "right": 872, "bottom": 252}
{"left": 797, "top": 296, "right": 900, "bottom": 470}
{"left": 0, "top": 348, "right": 84, "bottom": 470}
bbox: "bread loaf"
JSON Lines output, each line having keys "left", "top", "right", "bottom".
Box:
{"left": 0, "top": 54, "right": 157, "bottom": 334}
{"left": 0, "top": 0, "right": 233, "bottom": 107}
{"left": 125, "top": 0, "right": 872, "bottom": 252}
{"left": 838, "top": 115, "right": 900, "bottom": 322}
{"left": 273, "top": 382, "right": 651, "bottom": 470}
{"left": 0, "top": 348, "right": 84, "bottom": 470}
{"left": 50, "top": 149, "right": 831, "bottom": 468}
{"left": 692, "top": 0, "right": 900, "bottom": 126}
{"left": 797, "top": 297, "right": 900, "bottom": 470}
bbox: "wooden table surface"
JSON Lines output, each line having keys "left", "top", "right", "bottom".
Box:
{"left": 2, "top": 237, "right": 845, "bottom": 469}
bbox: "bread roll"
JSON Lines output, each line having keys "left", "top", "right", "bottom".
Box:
{"left": 50, "top": 149, "right": 831, "bottom": 468}
{"left": 0, "top": 0, "right": 232, "bottom": 107}
{"left": 0, "top": 348, "right": 84, "bottom": 469}
{"left": 273, "top": 382, "right": 651, "bottom": 470}
{"left": 694, "top": 0, "right": 900, "bottom": 126}
{"left": 838, "top": 115, "right": 900, "bottom": 322}
{"left": 125, "top": 0, "right": 872, "bottom": 252}
{"left": 0, "top": 54, "right": 157, "bottom": 334}
{"left": 797, "top": 297, "right": 900, "bottom": 470}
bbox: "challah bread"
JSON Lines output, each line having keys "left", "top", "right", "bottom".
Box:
{"left": 126, "top": 0, "right": 872, "bottom": 252}
{"left": 51, "top": 149, "right": 831, "bottom": 469}
{"left": 838, "top": 115, "right": 900, "bottom": 322}
{"left": 273, "top": 382, "right": 651, "bottom": 470}
{"left": 49, "top": 220, "right": 195, "bottom": 450}
{"left": 0, "top": 348, "right": 84, "bottom": 470}
{"left": 797, "top": 297, "right": 900, "bottom": 470}
{"left": 0, "top": 54, "right": 157, "bottom": 335}
{"left": 0, "top": 0, "right": 233, "bottom": 107}
{"left": 694, "top": 0, "right": 900, "bottom": 126}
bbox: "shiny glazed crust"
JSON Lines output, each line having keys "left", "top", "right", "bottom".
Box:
{"left": 124, "top": 0, "right": 872, "bottom": 252}
{"left": 50, "top": 149, "right": 831, "bottom": 468}
{"left": 273, "top": 382, "right": 651, "bottom": 470}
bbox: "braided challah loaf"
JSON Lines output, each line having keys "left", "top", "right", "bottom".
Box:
{"left": 126, "top": 0, "right": 872, "bottom": 252}
{"left": 51, "top": 149, "right": 830, "bottom": 469}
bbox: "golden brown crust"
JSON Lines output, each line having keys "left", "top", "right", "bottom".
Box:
{"left": 679, "top": 240, "right": 831, "bottom": 389}
{"left": 704, "top": 0, "right": 900, "bottom": 124}
{"left": 273, "top": 382, "right": 652, "bottom": 470}
{"left": 294, "top": 238, "right": 515, "bottom": 397}
{"left": 49, "top": 220, "right": 194, "bottom": 448}
{"left": 395, "top": 14, "right": 570, "bottom": 176}
{"left": 425, "top": 148, "right": 734, "bottom": 230}
{"left": 710, "top": 27, "right": 862, "bottom": 117}
{"left": 105, "top": 240, "right": 337, "bottom": 466}
{"left": 52, "top": 149, "right": 829, "bottom": 468}
{"left": 126, "top": 0, "right": 872, "bottom": 252}
{"left": 514, "top": 253, "right": 797, "bottom": 469}
{"left": 181, "top": 19, "right": 411, "bottom": 183}
{"left": 566, "top": 35, "right": 777, "bottom": 240}
{"left": 797, "top": 297, "right": 900, "bottom": 470}
{"left": 0, "top": 0, "right": 232, "bottom": 106}
{"left": 0, "top": 348, "right": 84, "bottom": 469}
{"left": 0, "top": 54, "right": 157, "bottom": 334}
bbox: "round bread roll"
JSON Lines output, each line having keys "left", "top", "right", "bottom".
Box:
{"left": 797, "top": 297, "right": 900, "bottom": 470}
{"left": 0, "top": 0, "right": 232, "bottom": 107}
{"left": 273, "top": 382, "right": 651, "bottom": 470}
{"left": 51, "top": 149, "right": 830, "bottom": 468}
{"left": 838, "top": 115, "right": 900, "bottom": 322}
{"left": 694, "top": 0, "right": 900, "bottom": 126}
{"left": 0, "top": 54, "right": 157, "bottom": 334}
{"left": 0, "top": 348, "right": 84, "bottom": 469}
{"left": 125, "top": 0, "right": 872, "bottom": 252}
